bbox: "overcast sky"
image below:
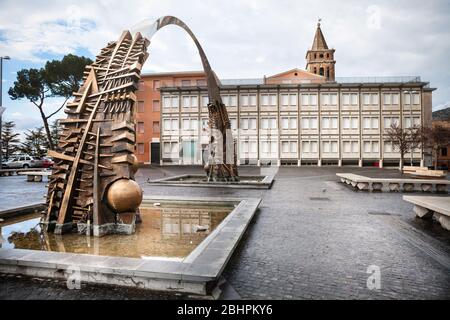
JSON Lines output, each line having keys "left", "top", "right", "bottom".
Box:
{"left": 1, "top": 0, "right": 449, "bottom": 134}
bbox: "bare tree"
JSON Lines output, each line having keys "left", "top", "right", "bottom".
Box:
{"left": 421, "top": 123, "right": 450, "bottom": 170}
{"left": 385, "top": 122, "right": 421, "bottom": 174}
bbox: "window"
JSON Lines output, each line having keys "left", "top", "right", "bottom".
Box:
{"left": 384, "top": 117, "right": 399, "bottom": 129}
{"left": 343, "top": 117, "right": 358, "bottom": 129}
{"left": 260, "top": 93, "right": 277, "bottom": 106}
{"left": 221, "top": 94, "right": 238, "bottom": 107}
{"left": 404, "top": 117, "right": 421, "bottom": 128}
{"left": 240, "top": 141, "right": 257, "bottom": 155}
{"left": 152, "top": 100, "right": 160, "bottom": 112}
{"left": 137, "top": 101, "right": 145, "bottom": 113}
{"left": 383, "top": 93, "right": 400, "bottom": 105}
{"left": 322, "top": 117, "right": 338, "bottom": 129}
{"left": 403, "top": 92, "right": 421, "bottom": 105}
{"left": 152, "top": 121, "right": 160, "bottom": 133}
{"left": 137, "top": 122, "right": 145, "bottom": 134}
{"left": 281, "top": 117, "right": 297, "bottom": 130}
{"left": 153, "top": 80, "right": 160, "bottom": 90}
{"left": 322, "top": 141, "right": 338, "bottom": 153}
{"left": 301, "top": 117, "right": 318, "bottom": 129}
{"left": 261, "top": 117, "right": 277, "bottom": 130}
{"left": 363, "top": 93, "right": 379, "bottom": 105}
{"left": 163, "top": 119, "right": 179, "bottom": 132}
{"left": 137, "top": 143, "right": 145, "bottom": 155}
{"left": 230, "top": 118, "right": 237, "bottom": 130}
{"left": 321, "top": 93, "right": 338, "bottom": 106}
{"left": 363, "top": 141, "right": 379, "bottom": 153}
{"left": 302, "top": 141, "right": 318, "bottom": 153}
{"left": 363, "top": 117, "right": 379, "bottom": 129}
{"left": 196, "top": 79, "right": 206, "bottom": 86}
{"left": 281, "top": 93, "right": 297, "bottom": 107}
{"left": 384, "top": 141, "right": 394, "bottom": 153}
{"left": 163, "top": 95, "right": 179, "bottom": 108}
{"left": 260, "top": 141, "right": 278, "bottom": 156}
{"left": 343, "top": 141, "right": 359, "bottom": 153}
{"left": 181, "top": 80, "right": 191, "bottom": 87}
{"left": 240, "top": 93, "right": 257, "bottom": 107}
{"left": 201, "top": 96, "right": 209, "bottom": 108}
{"left": 241, "top": 118, "right": 257, "bottom": 130}
{"left": 163, "top": 142, "right": 179, "bottom": 155}
{"left": 182, "top": 118, "right": 198, "bottom": 131}
{"left": 301, "top": 93, "right": 318, "bottom": 106}
{"left": 182, "top": 96, "right": 198, "bottom": 108}
{"left": 138, "top": 81, "right": 144, "bottom": 91}
{"left": 442, "top": 147, "right": 448, "bottom": 157}
{"left": 281, "top": 141, "right": 297, "bottom": 154}
{"left": 342, "top": 93, "right": 358, "bottom": 106}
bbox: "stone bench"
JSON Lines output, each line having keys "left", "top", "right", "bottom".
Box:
{"left": 403, "top": 196, "right": 450, "bottom": 231}
{"left": 403, "top": 166, "right": 447, "bottom": 178}
{"left": 18, "top": 171, "right": 52, "bottom": 182}
{"left": 337, "top": 173, "right": 450, "bottom": 193}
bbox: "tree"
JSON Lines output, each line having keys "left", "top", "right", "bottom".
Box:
{"left": 385, "top": 122, "right": 421, "bottom": 174}
{"left": 49, "top": 119, "right": 62, "bottom": 151}
{"left": 1, "top": 121, "right": 20, "bottom": 160}
{"left": 8, "top": 54, "right": 93, "bottom": 149}
{"left": 20, "top": 127, "right": 48, "bottom": 158}
{"left": 421, "top": 124, "right": 450, "bottom": 170}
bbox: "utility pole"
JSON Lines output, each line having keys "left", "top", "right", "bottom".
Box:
{"left": 0, "top": 56, "right": 11, "bottom": 170}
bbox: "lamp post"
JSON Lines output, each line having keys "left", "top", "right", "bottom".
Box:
{"left": 0, "top": 56, "right": 11, "bottom": 170}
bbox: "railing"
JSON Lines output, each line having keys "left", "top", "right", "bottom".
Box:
{"left": 335, "top": 76, "right": 422, "bottom": 84}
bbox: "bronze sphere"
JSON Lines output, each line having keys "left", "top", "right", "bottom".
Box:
{"left": 106, "top": 178, "right": 143, "bottom": 213}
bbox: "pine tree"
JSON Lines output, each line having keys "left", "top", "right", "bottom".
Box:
{"left": 20, "top": 127, "right": 48, "bottom": 158}
{"left": 1, "top": 121, "right": 21, "bottom": 160}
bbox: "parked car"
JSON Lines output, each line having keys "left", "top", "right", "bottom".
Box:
{"left": 41, "top": 157, "right": 54, "bottom": 168}
{"left": 3, "top": 155, "right": 44, "bottom": 169}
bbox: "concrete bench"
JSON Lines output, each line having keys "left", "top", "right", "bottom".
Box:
{"left": 337, "top": 173, "right": 450, "bottom": 193}
{"left": 403, "top": 196, "right": 450, "bottom": 231}
{"left": 18, "top": 171, "right": 52, "bottom": 182}
{"left": 403, "top": 166, "right": 447, "bottom": 178}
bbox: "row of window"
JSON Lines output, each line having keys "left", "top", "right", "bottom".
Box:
{"left": 138, "top": 79, "right": 207, "bottom": 91}
{"left": 160, "top": 116, "right": 421, "bottom": 133}
{"left": 159, "top": 92, "right": 421, "bottom": 109}
{"left": 157, "top": 140, "right": 414, "bottom": 157}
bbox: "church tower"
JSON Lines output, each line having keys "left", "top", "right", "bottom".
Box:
{"left": 306, "top": 21, "right": 336, "bottom": 81}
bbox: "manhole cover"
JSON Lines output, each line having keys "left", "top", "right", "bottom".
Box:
{"left": 309, "top": 197, "right": 330, "bottom": 201}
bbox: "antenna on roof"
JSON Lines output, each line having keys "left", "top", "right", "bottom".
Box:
{"left": 318, "top": 17, "right": 322, "bottom": 26}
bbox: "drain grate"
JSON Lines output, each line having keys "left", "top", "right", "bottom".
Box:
{"left": 309, "top": 197, "right": 330, "bottom": 201}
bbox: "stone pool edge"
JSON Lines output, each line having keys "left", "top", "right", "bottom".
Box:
{"left": 0, "top": 196, "right": 261, "bottom": 296}
{"left": 148, "top": 174, "right": 274, "bottom": 189}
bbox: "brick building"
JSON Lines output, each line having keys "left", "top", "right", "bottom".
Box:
{"left": 136, "top": 23, "right": 435, "bottom": 167}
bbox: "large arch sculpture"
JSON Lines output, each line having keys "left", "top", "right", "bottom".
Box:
{"left": 44, "top": 16, "right": 238, "bottom": 236}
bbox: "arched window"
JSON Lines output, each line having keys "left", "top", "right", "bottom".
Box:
{"left": 314, "top": 67, "right": 317, "bottom": 74}
{"left": 314, "top": 53, "right": 317, "bottom": 59}
{"left": 319, "top": 54, "right": 324, "bottom": 58}
{"left": 319, "top": 67, "right": 324, "bottom": 76}
{"left": 326, "top": 68, "right": 330, "bottom": 78}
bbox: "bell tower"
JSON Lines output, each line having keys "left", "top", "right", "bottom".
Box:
{"left": 306, "top": 20, "right": 336, "bottom": 81}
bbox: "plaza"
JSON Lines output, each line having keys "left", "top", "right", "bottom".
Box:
{"left": 1, "top": 165, "right": 450, "bottom": 299}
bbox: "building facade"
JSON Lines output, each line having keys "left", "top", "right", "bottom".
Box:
{"left": 139, "top": 23, "right": 435, "bottom": 167}
{"left": 135, "top": 71, "right": 206, "bottom": 164}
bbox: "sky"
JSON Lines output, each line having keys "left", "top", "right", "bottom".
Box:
{"left": 0, "top": 0, "right": 449, "bottom": 135}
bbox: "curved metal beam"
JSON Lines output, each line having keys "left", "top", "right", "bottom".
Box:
{"left": 136, "top": 16, "right": 222, "bottom": 103}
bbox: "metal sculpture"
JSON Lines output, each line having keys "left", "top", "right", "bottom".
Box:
{"left": 44, "top": 16, "right": 238, "bottom": 236}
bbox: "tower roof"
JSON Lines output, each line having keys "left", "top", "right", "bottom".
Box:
{"left": 311, "top": 22, "right": 329, "bottom": 50}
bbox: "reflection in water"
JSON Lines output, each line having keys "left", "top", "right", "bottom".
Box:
{"left": 0, "top": 205, "right": 232, "bottom": 259}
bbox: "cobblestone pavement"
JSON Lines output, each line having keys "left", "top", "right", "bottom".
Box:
{"left": 1, "top": 166, "right": 450, "bottom": 299}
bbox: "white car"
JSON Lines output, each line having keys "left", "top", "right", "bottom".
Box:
{"left": 4, "top": 155, "right": 43, "bottom": 169}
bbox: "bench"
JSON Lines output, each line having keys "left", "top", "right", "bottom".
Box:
{"left": 403, "top": 196, "right": 450, "bottom": 231}
{"left": 337, "top": 173, "right": 450, "bottom": 193}
{"left": 403, "top": 166, "right": 447, "bottom": 179}
{"left": 18, "top": 171, "right": 52, "bottom": 182}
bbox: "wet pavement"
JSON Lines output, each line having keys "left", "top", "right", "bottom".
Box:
{"left": 1, "top": 166, "right": 450, "bottom": 299}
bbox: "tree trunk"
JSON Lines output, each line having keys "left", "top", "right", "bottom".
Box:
{"left": 38, "top": 107, "right": 54, "bottom": 150}
{"left": 400, "top": 154, "right": 404, "bottom": 175}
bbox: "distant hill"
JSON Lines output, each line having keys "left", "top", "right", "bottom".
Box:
{"left": 433, "top": 107, "right": 450, "bottom": 121}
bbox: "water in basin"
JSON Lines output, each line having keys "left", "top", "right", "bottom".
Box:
{"left": 0, "top": 203, "right": 233, "bottom": 259}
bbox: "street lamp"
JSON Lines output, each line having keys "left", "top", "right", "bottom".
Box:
{"left": 0, "top": 56, "right": 11, "bottom": 170}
